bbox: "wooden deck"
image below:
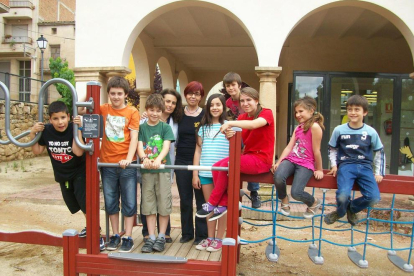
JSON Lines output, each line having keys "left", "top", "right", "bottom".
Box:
{"left": 101, "top": 226, "right": 222, "bottom": 262}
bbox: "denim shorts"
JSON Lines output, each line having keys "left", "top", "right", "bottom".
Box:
{"left": 101, "top": 165, "right": 137, "bottom": 217}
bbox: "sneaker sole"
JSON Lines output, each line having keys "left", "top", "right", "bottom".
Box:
{"left": 208, "top": 210, "right": 227, "bottom": 221}
{"left": 119, "top": 245, "right": 134, "bottom": 253}
{"left": 279, "top": 210, "right": 290, "bottom": 216}
{"left": 195, "top": 245, "right": 208, "bottom": 251}
{"left": 195, "top": 211, "right": 213, "bottom": 218}
{"left": 206, "top": 247, "right": 222, "bottom": 252}
{"left": 105, "top": 246, "right": 120, "bottom": 251}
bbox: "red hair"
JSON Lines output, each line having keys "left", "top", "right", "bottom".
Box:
{"left": 184, "top": 81, "right": 205, "bottom": 97}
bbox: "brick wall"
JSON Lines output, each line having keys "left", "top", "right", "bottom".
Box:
{"left": 0, "top": 0, "right": 9, "bottom": 6}
{"left": 39, "top": 0, "right": 76, "bottom": 21}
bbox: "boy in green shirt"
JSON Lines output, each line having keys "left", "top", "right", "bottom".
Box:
{"left": 137, "top": 93, "right": 175, "bottom": 253}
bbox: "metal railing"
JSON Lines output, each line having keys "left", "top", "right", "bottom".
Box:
{"left": 3, "top": 36, "right": 33, "bottom": 44}
{"left": 9, "top": 0, "right": 33, "bottom": 8}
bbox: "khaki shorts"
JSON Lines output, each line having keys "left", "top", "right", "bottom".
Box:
{"left": 141, "top": 172, "right": 172, "bottom": 216}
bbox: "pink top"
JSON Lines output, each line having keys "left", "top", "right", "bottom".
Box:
{"left": 285, "top": 124, "right": 315, "bottom": 171}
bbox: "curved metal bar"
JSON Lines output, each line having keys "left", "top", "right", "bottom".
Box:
{"left": 0, "top": 78, "right": 93, "bottom": 151}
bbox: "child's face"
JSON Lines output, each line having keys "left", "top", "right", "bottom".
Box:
{"left": 146, "top": 106, "right": 163, "bottom": 124}
{"left": 163, "top": 94, "right": 177, "bottom": 115}
{"left": 225, "top": 81, "right": 241, "bottom": 98}
{"left": 108, "top": 87, "right": 127, "bottom": 109}
{"left": 49, "top": 111, "right": 70, "bottom": 132}
{"left": 240, "top": 94, "right": 258, "bottom": 116}
{"left": 210, "top": 98, "right": 224, "bottom": 119}
{"left": 346, "top": 105, "right": 367, "bottom": 125}
{"left": 295, "top": 104, "right": 313, "bottom": 124}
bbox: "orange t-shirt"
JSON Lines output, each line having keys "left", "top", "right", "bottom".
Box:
{"left": 99, "top": 103, "right": 140, "bottom": 163}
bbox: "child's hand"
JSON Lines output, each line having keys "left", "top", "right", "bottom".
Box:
{"left": 151, "top": 159, "right": 161, "bottom": 169}
{"left": 119, "top": 159, "right": 131, "bottom": 169}
{"left": 327, "top": 166, "right": 337, "bottom": 177}
{"left": 270, "top": 162, "right": 280, "bottom": 174}
{"left": 314, "top": 170, "right": 324, "bottom": 180}
{"left": 142, "top": 158, "right": 152, "bottom": 169}
{"left": 141, "top": 111, "right": 148, "bottom": 119}
{"left": 73, "top": 115, "right": 82, "bottom": 127}
{"left": 31, "top": 122, "right": 45, "bottom": 134}
{"left": 220, "top": 122, "right": 231, "bottom": 134}
{"left": 192, "top": 176, "right": 201, "bottom": 189}
{"left": 375, "top": 174, "right": 383, "bottom": 183}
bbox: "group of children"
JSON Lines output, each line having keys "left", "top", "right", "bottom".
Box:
{"left": 30, "top": 71, "right": 385, "bottom": 254}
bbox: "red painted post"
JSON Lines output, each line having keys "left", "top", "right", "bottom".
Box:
{"left": 63, "top": 229, "right": 79, "bottom": 276}
{"left": 221, "top": 131, "right": 242, "bottom": 276}
{"left": 85, "top": 82, "right": 101, "bottom": 256}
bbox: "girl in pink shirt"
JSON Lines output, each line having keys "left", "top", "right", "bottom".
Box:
{"left": 271, "top": 96, "right": 324, "bottom": 219}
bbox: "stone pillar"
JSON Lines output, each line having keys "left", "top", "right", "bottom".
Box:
{"left": 255, "top": 67, "right": 282, "bottom": 204}
{"left": 135, "top": 88, "right": 152, "bottom": 115}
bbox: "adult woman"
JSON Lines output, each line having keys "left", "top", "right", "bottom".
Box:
{"left": 175, "top": 81, "right": 208, "bottom": 244}
{"left": 140, "top": 89, "right": 182, "bottom": 243}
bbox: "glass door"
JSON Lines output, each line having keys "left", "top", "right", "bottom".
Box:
{"left": 398, "top": 78, "right": 414, "bottom": 176}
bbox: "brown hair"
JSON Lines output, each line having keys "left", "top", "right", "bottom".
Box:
{"left": 107, "top": 76, "right": 129, "bottom": 95}
{"left": 160, "top": 89, "right": 183, "bottom": 123}
{"left": 293, "top": 96, "right": 325, "bottom": 132}
{"left": 145, "top": 93, "right": 165, "bottom": 112}
{"left": 223, "top": 72, "right": 242, "bottom": 86}
{"left": 346, "top": 95, "right": 369, "bottom": 112}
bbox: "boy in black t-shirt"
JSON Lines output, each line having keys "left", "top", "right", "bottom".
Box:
{"left": 30, "top": 101, "right": 104, "bottom": 250}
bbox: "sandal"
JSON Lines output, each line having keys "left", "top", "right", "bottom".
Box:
{"left": 279, "top": 195, "right": 290, "bottom": 216}
{"left": 303, "top": 198, "right": 322, "bottom": 219}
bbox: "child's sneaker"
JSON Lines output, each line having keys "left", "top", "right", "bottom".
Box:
{"left": 347, "top": 206, "right": 358, "bottom": 226}
{"left": 119, "top": 236, "right": 134, "bottom": 253}
{"left": 195, "top": 239, "right": 212, "bottom": 251}
{"left": 207, "top": 239, "right": 222, "bottom": 252}
{"left": 196, "top": 202, "right": 215, "bottom": 218}
{"left": 153, "top": 237, "right": 166, "bottom": 252}
{"left": 141, "top": 238, "right": 155, "bottom": 253}
{"left": 208, "top": 206, "right": 227, "bottom": 221}
{"left": 106, "top": 234, "right": 121, "bottom": 251}
{"left": 79, "top": 227, "right": 87, "bottom": 238}
{"left": 99, "top": 237, "right": 105, "bottom": 251}
{"left": 324, "top": 211, "right": 340, "bottom": 225}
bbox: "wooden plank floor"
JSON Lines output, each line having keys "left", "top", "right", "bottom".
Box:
{"left": 101, "top": 226, "right": 222, "bottom": 262}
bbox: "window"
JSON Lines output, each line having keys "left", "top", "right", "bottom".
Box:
{"left": 51, "top": 27, "right": 57, "bottom": 34}
{"left": 19, "top": 61, "right": 31, "bottom": 102}
{"left": 12, "top": 24, "right": 29, "bottom": 43}
{"left": 50, "top": 45, "right": 60, "bottom": 59}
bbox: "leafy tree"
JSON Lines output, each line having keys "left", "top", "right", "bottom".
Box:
{"left": 154, "top": 64, "right": 163, "bottom": 93}
{"left": 49, "top": 57, "right": 75, "bottom": 115}
{"left": 127, "top": 77, "right": 140, "bottom": 109}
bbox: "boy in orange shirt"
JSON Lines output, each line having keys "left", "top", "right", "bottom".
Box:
{"left": 100, "top": 76, "right": 140, "bottom": 252}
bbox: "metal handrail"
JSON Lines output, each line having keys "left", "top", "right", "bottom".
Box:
{"left": 0, "top": 78, "right": 94, "bottom": 152}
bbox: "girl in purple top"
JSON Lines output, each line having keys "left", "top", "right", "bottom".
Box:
{"left": 271, "top": 96, "right": 325, "bottom": 219}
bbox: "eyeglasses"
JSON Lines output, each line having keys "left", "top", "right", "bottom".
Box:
{"left": 187, "top": 92, "right": 201, "bottom": 97}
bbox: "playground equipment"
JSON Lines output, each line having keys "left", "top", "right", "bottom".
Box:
{"left": 0, "top": 80, "right": 413, "bottom": 275}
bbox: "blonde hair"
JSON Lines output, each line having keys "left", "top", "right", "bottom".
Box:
{"left": 294, "top": 96, "right": 325, "bottom": 132}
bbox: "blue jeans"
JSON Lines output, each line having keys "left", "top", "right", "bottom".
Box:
{"left": 336, "top": 163, "right": 381, "bottom": 217}
{"left": 273, "top": 160, "right": 315, "bottom": 207}
{"left": 101, "top": 166, "right": 137, "bottom": 217}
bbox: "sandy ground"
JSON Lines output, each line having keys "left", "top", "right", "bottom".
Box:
{"left": 0, "top": 156, "right": 413, "bottom": 275}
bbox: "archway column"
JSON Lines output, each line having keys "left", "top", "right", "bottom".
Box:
{"left": 135, "top": 88, "right": 152, "bottom": 115}
{"left": 254, "top": 67, "right": 282, "bottom": 204}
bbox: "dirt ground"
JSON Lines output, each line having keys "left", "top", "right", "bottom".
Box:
{"left": 0, "top": 156, "right": 413, "bottom": 276}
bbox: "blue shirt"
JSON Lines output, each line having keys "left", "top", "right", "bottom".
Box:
{"left": 329, "top": 123, "right": 383, "bottom": 166}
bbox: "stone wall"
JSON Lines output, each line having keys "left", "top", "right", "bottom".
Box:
{"left": 0, "top": 100, "right": 49, "bottom": 162}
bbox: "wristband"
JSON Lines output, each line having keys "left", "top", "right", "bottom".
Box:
{"left": 78, "top": 127, "right": 83, "bottom": 131}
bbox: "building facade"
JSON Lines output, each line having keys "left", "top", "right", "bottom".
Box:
{"left": 0, "top": 0, "right": 75, "bottom": 103}
{"left": 75, "top": 0, "right": 414, "bottom": 175}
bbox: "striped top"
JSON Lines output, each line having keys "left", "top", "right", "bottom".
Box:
{"left": 198, "top": 123, "right": 230, "bottom": 178}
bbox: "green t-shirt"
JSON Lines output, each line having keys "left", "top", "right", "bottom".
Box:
{"left": 139, "top": 121, "right": 175, "bottom": 174}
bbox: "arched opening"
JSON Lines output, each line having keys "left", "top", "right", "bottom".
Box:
{"left": 156, "top": 57, "right": 174, "bottom": 90}
{"left": 176, "top": 70, "right": 188, "bottom": 94}
{"left": 278, "top": 2, "right": 414, "bottom": 174}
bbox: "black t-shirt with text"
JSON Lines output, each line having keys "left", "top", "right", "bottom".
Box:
{"left": 176, "top": 110, "right": 204, "bottom": 160}
{"left": 38, "top": 122, "right": 86, "bottom": 182}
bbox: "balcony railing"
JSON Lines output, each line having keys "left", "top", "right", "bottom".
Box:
{"left": 3, "top": 36, "right": 33, "bottom": 44}
{"left": 9, "top": 1, "right": 33, "bottom": 9}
